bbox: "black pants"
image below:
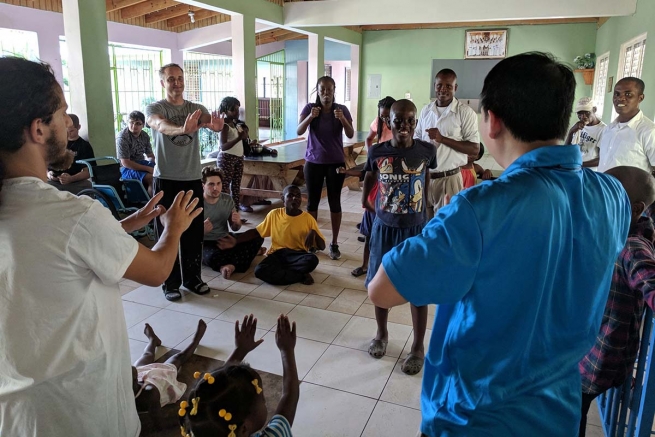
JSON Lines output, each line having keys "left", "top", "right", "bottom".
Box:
{"left": 304, "top": 161, "right": 345, "bottom": 212}
{"left": 254, "top": 249, "right": 318, "bottom": 285}
{"left": 579, "top": 392, "right": 599, "bottom": 437}
{"left": 153, "top": 178, "right": 204, "bottom": 291}
{"left": 202, "top": 236, "right": 264, "bottom": 272}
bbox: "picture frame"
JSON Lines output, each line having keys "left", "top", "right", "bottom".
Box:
{"left": 465, "top": 30, "right": 508, "bottom": 59}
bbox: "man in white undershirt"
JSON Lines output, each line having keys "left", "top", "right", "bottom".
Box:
{"left": 415, "top": 69, "right": 480, "bottom": 219}
{"left": 597, "top": 77, "right": 655, "bottom": 173}
{"left": 564, "top": 97, "right": 606, "bottom": 171}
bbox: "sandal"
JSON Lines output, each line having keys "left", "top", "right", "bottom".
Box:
{"left": 351, "top": 267, "right": 367, "bottom": 277}
{"left": 163, "top": 287, "right": 182, "bottom": 302}
{"left": 400, "top": 353, "right": 425, "bottom": 375}
{"left": 184, "top": 280, "right": 210, "bottom": 295}
{"left": 239, "top": 205, "right": 254, "bottom": 213}
{"left": 368, "top": 339, "right": 388, "bottom": 358}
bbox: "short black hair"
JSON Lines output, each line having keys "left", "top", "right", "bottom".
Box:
{"left": 219, "top": 97, "right": 241, "bottom": 114}
{"left": 283, "top": 184, "right": 301, "bottom": 196}
{"left": 436, "top": 69, "right": 457, "bottom": 80}
{"left": 159, "top": 63, "right": 183, "bottom": 80}
{"left": 390, "top": 99, "right": 418, "bottom": 116}
{"left": 605, "top": 166, "right": 655, "bottom": 207}
{"left": 201, "top": 166, "right": 225, "bottom": 184}
{"left": 128, "top": 110, "right": 145, "bottom": 124}
{"left": 480, "top": 52, "right": 575, "bottom": 143}
{"left": 68, "top": 114, "right": 80, "bottom": 128}
{"left": 616, "top": 77, "right": 645, "bottom": 95}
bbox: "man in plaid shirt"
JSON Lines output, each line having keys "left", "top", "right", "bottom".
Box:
{"left": 579, "top": 166, "right": 655, "bottom": 437}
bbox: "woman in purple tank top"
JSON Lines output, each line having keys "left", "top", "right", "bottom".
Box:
{"left": 297, "top": 76, "right": 354, "bottom": 260}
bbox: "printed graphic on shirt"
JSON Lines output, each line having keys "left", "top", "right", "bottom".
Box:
{"left": 579, "top": 130, "right": 599, "bottom": 155}
{"left": 167, "top": 114, "right": 195, "bottom": 147}
{"left": 377, "top": 157, "right": 426, "bottom": 214}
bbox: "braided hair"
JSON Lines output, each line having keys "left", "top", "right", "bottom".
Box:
{"left": 180, "top": 364, "right": 263, "bottom": 437}
{"left": 376, "top": 96, "right": 396, "bottom": 141}
{"left": 310, "top": 76, "right": 338, "bottom": 131}
{"left": 219, "top": 97, "right": 241, "bottom": 118}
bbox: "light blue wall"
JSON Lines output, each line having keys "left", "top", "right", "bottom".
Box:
{"left": 283, "top": 40, "right": 351, "bottom": 140}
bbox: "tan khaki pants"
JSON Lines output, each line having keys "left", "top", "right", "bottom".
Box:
{"left": 426, "top": 172, "right": 464, "bottom": 219}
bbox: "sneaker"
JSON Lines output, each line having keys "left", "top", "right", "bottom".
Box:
{"left": 329, "top": 244, "right": 341, "bottom": 260}
{"left": 184, "top": 279, "right": 210, "bottom": 295}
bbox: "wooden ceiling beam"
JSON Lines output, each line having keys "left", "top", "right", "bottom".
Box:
{"left": 106, "top": 0, "right": 144, "bottom": 13}
{"left": 145, "top": 5, "right": 202, "bottom": 24}
{"left": 275, "top": 33, "right": 307, "bottom": 42}
{"left": 360, "top": 17, "right": 598, "bottom": 31}
{"left": 167, "top": 9, "right": 222, "bottom": 28}
{"left": 257, "top": 28, "right": 298, "bottom": 40}
{"left": 121, "top": 0, "right": 179, "bottom": 20}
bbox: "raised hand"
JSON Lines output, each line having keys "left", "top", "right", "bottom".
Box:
{"left": 202, "top": 110, "right": 226, "bottom": 133}
{"left": 426, "top": 127, "right": 443, "bottom": 143}
{"left": 159, "top": 190, "right": 202, "bottom": 235}
{"left": 275, "top": 314, "right": 297, "bottom": 353}
{"left": 310, "top": 106, "right": 321, "bottom": 119}
{"left": 181, "top": 109, "right": 203, "bottom": 135}
{"left": 334, "top": 108, "right": 344, "bottom": 121}
{"left": 234, "top": 314, "right": 265, "bottom": 355}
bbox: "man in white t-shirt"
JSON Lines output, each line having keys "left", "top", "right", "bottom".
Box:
{"left": 564, "top": 97, "right": 606, "bottom": 170}
{"left": 415, "top": 69, "right": 480, "bottom": 219}
{"left": 0, "top": 57, "right": 202, "bottom": 437}
{"left": 597, "top": 77, "right": 655, "bottom": 173}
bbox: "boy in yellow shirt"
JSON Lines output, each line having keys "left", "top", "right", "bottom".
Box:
{"left": 236, "top": 185, "right": 325, "bottom": 285}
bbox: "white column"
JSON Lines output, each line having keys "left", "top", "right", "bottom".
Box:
{"left": 231, "top": 13, "right": 257, "bottom": 131}
{"left": 307, "top": 32, "right": 325, "bottom": 98}
{"left": 349, "top": 44, "right": 360, "bottom": 130}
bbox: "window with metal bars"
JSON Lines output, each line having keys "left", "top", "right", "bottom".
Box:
{"left": 619, "top": 33, "right": 647, "bottom": 80}
{"left": 592, "top": 52, "right": 610, "bottom": 118}
{"left": 182, "top": 51, "right": 234, "bottom": 156}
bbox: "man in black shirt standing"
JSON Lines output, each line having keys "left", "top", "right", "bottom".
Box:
{"left": 47, "top": 113, "right": 95, "bottom": 194}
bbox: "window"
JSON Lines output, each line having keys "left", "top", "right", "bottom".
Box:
{"left": 324, "top": 64, "right": 332, "bottom": 77}
{"left": 344, "top": 67, "right": 352, "bottom": 102}
{"left": 592, "top": 52, "right": 610, "bottom": 117}
{"left": 0, "top": 28, "right": 39, "bottom": 60}
{"left": 618, "top": 33, "right": 647, "bottom": 79}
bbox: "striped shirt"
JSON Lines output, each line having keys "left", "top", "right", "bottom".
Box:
{"left": 252, "top": 415, "right": 292, "bottom": 437}
{"left": 579, "top": 217, "right": 655, "bottom": 395}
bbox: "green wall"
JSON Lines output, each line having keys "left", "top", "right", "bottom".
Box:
{"left": 595, "top": 0, "right": 655, "bottom": 123}
{"left": 359, "top": 23, "right": 598, "bottom": 131}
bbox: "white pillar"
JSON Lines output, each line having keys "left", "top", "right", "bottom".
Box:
{"left": 307, "top": 32, "right": 325, "bottom": 98}
{"left": 350, "top": 44, "right": 360, "bottom": 130}
{"left": 231, "top": 13, "right": 257, "bottom": 131}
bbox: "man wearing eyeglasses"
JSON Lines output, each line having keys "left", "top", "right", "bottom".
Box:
{"left": 116, "top": 110, "right": 156, "bottom": 195}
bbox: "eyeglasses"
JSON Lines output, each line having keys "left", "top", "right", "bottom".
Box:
{"left": 129, "top": 121, "right": 144, "bottom": 126}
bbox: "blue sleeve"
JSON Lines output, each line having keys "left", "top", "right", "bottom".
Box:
{"left": 382, "top": 195, "right": 482, "bottom": 306}
{"left": 363, "top": 146, "right": 377, "bottom": 172}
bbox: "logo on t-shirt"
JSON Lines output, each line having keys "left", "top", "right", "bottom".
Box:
{"left": 579, "top": 130, "right": 600, "bottom": 154}
{"left": 167, "top": 115, "right": 195, "bottom": 147}
{"left": 377, "top": 157, "right": 426, "bottom": 214}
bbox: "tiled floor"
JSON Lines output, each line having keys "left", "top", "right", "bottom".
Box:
{"left": 122, "top": 158, "right": 606, "bottom": 436}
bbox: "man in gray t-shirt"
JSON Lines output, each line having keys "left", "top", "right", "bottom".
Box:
{"left": 145, "top": 63, "right": 224, "bottom": 301}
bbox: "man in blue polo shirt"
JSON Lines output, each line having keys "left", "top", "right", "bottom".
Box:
{"left": 368, "top": 52, "right": 631, "bottom": 436}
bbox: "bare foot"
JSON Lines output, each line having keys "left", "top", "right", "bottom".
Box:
{"left": 302, "top": 273, "right": 314, "bottom": 285}
{"left": 220, "top": 264, "right": 236, "bottom": 279}
{"left": 144, "top": 323, "right": 161, "bottom": 347}
{"left": 257, "top": 247, "right": 267, "bottom": 256}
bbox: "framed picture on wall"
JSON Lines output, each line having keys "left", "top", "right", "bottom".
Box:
{"left": 465, "top": 30, "right": 508, "bottom": 59}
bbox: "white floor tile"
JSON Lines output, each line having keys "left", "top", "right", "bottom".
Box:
{"left": 333, "top": 316, "right": 412, "bottom": 359}
{"left": 122, "top": 301, "right": 161, "bottom": 329}
{"left": 164, "top": 291, "right": 244, "bottom": 319}
{"left": 244, "top": 330, "right": 329, "bottom": 380}
{"left": 285, "top": 306, "right": 352, "bottom": 343}
{"left": 361, "top": 401, "right": 423, "bottom": 437}
{"left": 128, "top": 338, "right": 171, "bottom": 366}
{"left": 126, "top": 309, "right": 210, "bottom": 348}
{"left": 291, "top": 383, "right": 377, "bottom": 437}
{"left": 304, "top": 345, "right": 396, "bottom": 398}
{"left": 216, "top": 296, "right": 296, "bottom": 330}
{"left": 380, "top": 359, "right": 424, "bottom": 410}
{"left": 122, "top": 284, "right": 181, "bottom": 309}
{"left": 193, "top": 319, "right": 267, "bottom": 361}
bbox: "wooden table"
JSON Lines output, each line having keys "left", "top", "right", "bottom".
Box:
{"left": 220, "top": 132, "right": 368, "bottom": 199}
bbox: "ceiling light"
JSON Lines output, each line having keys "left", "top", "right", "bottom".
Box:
{"left": 188, "top": 10, "right": 195, "bottom": 23}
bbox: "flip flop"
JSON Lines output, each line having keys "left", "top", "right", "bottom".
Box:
{"left": 240, "top": 218, "right": 248, "bottom": 224}
{"left": 368, "top": 339, "right": 388, "bottom": 358}
{"left": 351, "top": 267, "right": 367, "bottom": 277}
{"left": 163, "top": 288, "right": 182, "bottom": 302}
{"left": 401, "top": 353, "right": 425, "bottom": 375}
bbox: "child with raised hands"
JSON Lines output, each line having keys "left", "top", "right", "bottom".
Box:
{"left": 179, "top": 314, "right": 299, "bottom": 437}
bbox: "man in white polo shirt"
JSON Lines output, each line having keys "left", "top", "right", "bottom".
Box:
{"left": 415, "top": 69, "right": 480, "bottom": 219}
{"left": 597, "top": 77, "right": 655, "bottom": 173}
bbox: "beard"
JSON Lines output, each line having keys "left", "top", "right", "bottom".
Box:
{"left": 46, "top": 130, "right": 74, "bottom": 171}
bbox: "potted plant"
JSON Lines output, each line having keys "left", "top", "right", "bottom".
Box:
{"left": 573, "top": 53, "right": 596, "bottom": 85}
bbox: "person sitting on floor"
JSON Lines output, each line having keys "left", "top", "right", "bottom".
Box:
{"left": 179, "top": 314, "right": 299, "bottom": 437}
{"left": 578, "top": 166, "right": 655, "bottom": 437}
{"left": 46, "top": 113, "right": 96, "bottom": 194}
{"left": 201, "top": 166, "right": 265, "bottom": 279}
{"left": 116, "top": 110, "right": 156, "bottom": 195}
{"left": 132, "top": 320, "right": 206, "bottom": 432}
{"left": 236, "top": 185, "right": 325, "bottom": 285}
